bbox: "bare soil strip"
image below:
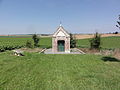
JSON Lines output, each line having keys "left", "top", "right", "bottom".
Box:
{"left": 75, "top": 34, "right": 120, "bottom": 39}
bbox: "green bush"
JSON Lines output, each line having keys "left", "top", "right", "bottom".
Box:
{"left": 90, "top": 32, "right": 101, "bottom": 49}
{"left": 70, "top": 33, "right": 77, "bottom": 48}
{"left": 26, "top": 40, "right": 33, "bottom": 48}
{"left": 32, "top": 34, "right": 40, "bottom": 47}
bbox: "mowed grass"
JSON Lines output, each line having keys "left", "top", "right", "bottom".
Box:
{"left": 77, "top": 36, "right": 120, "bottom": 49}
{"left": 40, "top": 37, "right": 52, "bottom": 48}
{"left": 0, "top": 52, "right": 120, "bottom": 90}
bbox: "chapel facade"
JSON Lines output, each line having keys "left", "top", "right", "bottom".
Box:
{"left": 52, "top": 25, "right": 70, "bottom": 53}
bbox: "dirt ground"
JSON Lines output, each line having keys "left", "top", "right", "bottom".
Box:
{"left": 79, "top": 48, "right": 120, "bottom": 60}
{"left": 113, "top": 49, "right": 120, "bottom": 60}
{"left": 1, "top": 33, "right": 120, "bottom": 39}
{"left": 74, "top": 34, "right": 120, "bottom": 39}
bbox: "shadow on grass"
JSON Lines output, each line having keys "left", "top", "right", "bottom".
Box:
{"left": 101, "top": 56, "right": 120, "bottom": 62}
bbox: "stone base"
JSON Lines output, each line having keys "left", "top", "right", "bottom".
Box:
{"left": 44, "top": 48, "right": 85, "bottom": 54}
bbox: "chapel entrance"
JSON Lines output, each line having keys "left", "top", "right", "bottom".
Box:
{"left": 58, "top": 40, "right": 65, "bottom": 52}
{"left": 52, "top": 25, "right": 70, "bottom": 53}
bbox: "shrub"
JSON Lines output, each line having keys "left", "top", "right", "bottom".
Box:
{"left": 0, "top": 46, "right": 5, "bottom": 52}
{"left": 90, "top": 32, "right": 101, "bottom": 49}
{"left": 32, "top": 34, "right": 40, "bottom": 47}
{"left": 26, "top": 40, "right": 33, "bottom": 48}
{"left": 70, "top": 33, "right": 77, "bottom": 48}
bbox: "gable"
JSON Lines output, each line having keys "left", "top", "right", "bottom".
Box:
{"left": 53, "top": 26, "right": 70, "bottom": 37}
{"left": 56, "top": 31, "right": 66, "bottom": 36}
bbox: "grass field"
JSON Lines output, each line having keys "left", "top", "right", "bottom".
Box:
{"left": 0, "top": 36, "right": 120, "bottom": 89}
{"left": 77, "top": 36, "right": 120, "bottom": 49}
{"left": 0, "top": 52, "right": 120, "bottom": 90}
{"left": 0, "top": 36, "right": 120, "bottom": 50}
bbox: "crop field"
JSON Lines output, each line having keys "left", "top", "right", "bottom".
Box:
{"left": 0, "top": 52, "right": 120, "bottom": 90}
{"left": 0, "top": 37, "right": 52, "bottom": 51}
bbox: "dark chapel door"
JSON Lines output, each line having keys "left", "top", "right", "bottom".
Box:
{"left": 58, "top": 40, "right": 65, "bottom": 52}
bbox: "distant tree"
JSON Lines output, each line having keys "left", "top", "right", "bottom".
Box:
{"left": 32, "top": 34, "right": 40, "bottom": 47}
{"left": 113, "top": 31, "right": 118, "bottom": 34}
{"left": 70, "top": 33, "right": 77, "bottom": 48}
{"left": 116, "top": 15, "right": 120, "bottom": 29}
{"left": 90, "top": 32, "right": 101, "bottom": 49}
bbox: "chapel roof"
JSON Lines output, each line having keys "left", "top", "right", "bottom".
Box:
{"left": 53, "top": 25, "right": 70, "bottom": 37}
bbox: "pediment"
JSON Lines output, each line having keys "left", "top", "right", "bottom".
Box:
{"left": 53, "top": 26, "right": 70, "bottom": 37}
{"left": 56, "top": 31, "right": 66, "bottom": 36}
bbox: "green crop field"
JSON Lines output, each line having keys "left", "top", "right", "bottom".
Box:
{"left": 0, "top": 37, "right": 52, "bottom": 48}
{"left": 0, "top": 37, "right": 52, "bottom": 51}
{"left": 0, "top": 52, "right": 120, "bottom": 90}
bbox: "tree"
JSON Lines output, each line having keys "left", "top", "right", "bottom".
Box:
{"left": 32, "top": 34, "right": 40, "bottom": 47}
{"left": 70, "top": 33, "right": 77, "bottom": 48}
{"left": 116, "top": 15, "right": 120, "bottom": 29}
{"left": 90, "top": 32, "right": 101, "bottom": 49}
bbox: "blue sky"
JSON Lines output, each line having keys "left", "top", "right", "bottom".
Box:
{"left": 0, "top": 0, "right": 120, "bottom": 34}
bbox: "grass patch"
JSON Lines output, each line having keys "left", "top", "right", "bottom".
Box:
{"left": 39, "top": 37, "right": 52, "bottom": 48}
{"left": 77, "top": 36, "right": 120, "bottom": 49}
{"left": 0, "top": 52, "right": 120, "bottom": 90}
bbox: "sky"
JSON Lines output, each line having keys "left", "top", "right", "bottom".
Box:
{"left": 0, "top": 0, "right": 120, "bottom": 34}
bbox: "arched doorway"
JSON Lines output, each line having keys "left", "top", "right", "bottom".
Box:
{"left": 57, "top": 40, "right": 65, "bottom": 52}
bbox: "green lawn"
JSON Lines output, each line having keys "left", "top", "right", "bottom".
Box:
{"left": 40, "top": 37, "right": 52, "bottom": 48}
{"left": 0, "top": 52, "right": 120, "bottom": 90}
{"left": 77, "top": 36, "right": 120, "bottom": 49}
